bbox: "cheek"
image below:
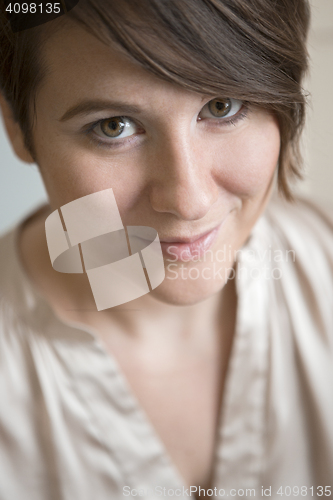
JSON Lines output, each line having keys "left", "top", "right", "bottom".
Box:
{"left": 35, "top": 126, "right": 142, "bottom": 211}
{"left": 215, "top": 117, "right": 281, "bottom": 196}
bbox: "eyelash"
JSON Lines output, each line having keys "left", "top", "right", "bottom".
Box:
{"left": 84, "top": 103, "right": 249, "bottom": 150}
{"left": 206, "top": 105, "right": 249, "bottom": 127}
{"left": 84, "top": 120, "right": 142, "bottom": 150}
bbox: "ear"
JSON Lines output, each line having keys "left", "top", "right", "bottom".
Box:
{"left": 0, "top": 93, "right": 35, "bottom": 164}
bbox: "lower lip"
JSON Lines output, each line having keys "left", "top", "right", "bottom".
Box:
{"left": 160, "top": 224, "right": 222, "bottom": 262}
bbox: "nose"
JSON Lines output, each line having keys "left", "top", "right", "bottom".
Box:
{"left": 148, "top": 133, "right": 219, "bottom": 221}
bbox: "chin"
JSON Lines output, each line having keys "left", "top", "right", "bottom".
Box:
{"left": 148, "top": 266, "right": 228, "bottom": 307}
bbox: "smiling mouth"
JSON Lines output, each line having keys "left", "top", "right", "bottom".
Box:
{"left": 156, "top": 216, "right": 232, "bottom": 262}
{"left": 158, "top": 224, "right": 220, "bottom": 244}
{"left": 158, "top": 225, "right": 219, "bottom": 260}
{"left": 130, "top": 212, "right": 231, "bottom": 262}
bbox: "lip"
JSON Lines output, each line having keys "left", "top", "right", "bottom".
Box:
{"left": 159, "top": 224, "right": 220, "bottom": 244}
{"left": 159, "top": 222, "right": 223, "bottom": 262}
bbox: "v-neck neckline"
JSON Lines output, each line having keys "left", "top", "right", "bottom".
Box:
{"left": 7, "top": 207, "right": 272, "bottom": 494}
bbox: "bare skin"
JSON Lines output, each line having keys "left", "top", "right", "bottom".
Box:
{"left": 0, "top": 19, "right": 280, "bottom": 494}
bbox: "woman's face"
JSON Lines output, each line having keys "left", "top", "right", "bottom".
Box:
{"left": 30, "top": 21, "right": 280, "bottom": 306}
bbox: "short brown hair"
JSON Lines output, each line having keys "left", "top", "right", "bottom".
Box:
{"left": 0, "top": 0, "right": 311, "bottom": 199}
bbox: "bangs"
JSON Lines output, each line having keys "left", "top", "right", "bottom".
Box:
{"left": 66, "top": 0, "right": 306, "bottom": 106}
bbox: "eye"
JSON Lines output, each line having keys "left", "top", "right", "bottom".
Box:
{"left": 199, "top": 98, "right": 243, "bottom": 120}
{"left": 93, "top": 116, "right": 137, "bottom": 139}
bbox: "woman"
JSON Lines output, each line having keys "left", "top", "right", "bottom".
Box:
{"left": 0, "top": 0, "right": 332, "bottom": 498}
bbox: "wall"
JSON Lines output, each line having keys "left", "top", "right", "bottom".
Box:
{"left": 0, "top": 121, "right": 47, "bottom": 235}
{"left": 296, "top": 0, "right": 333, "bottom": 203}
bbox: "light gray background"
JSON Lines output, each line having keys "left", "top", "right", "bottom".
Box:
{"left": 0, "top": 0, "right": 332, "bottom": 236}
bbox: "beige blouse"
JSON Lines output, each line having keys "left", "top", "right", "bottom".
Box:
{"left": 0, "top": 195, "right": 333, "bottom": 500}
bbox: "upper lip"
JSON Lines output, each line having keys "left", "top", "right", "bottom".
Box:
{"left": 159, "top": 223, "right": 221, "bottom": 244}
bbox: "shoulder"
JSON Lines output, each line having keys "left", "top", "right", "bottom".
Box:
{"left": 257, "top": 198, "right": 333, "bottom": 477}
{"left": 265, "top": 194, "right": 333, "bottom": 250}
{"left": 0, "top": 227, "right": 27, "bottom": 334}
{"left": 0, "top": 228, "right": 20, "bottom": 305}
{"left": 262, "top": 194, "right": 333, "bottom": 343}
{"left": 0, "top": 225, "right": 41, "bottom": 359}
{"left": 0, "top": 227, "right": 27, "bottom": 312}
{"left": 264, "top": 194, "right": 333, "bottom": 280}
{"left": 0, "top": 228, "right": 34, "bottom": 395}
{"left": 0, "top": 205, "right": 50, "bottom": 318}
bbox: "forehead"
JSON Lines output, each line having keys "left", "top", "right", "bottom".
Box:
{"left": 39, "top": 21, "right": 201, "bottom": 112}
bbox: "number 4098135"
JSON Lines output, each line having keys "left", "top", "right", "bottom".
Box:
{"left": 276, "top": 486, "right": 332, "bottom": 496}
{"left": 5, "top": 3, "right": 61, "bottom": 14}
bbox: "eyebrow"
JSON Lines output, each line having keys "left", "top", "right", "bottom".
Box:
{"left": 58, "top": 99, "right": 142, "bottom": 122}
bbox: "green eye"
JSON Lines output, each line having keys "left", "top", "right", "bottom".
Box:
{"left": 208, "top": 98, "right": 232, "bottom": 117}
{"left": 100, "top": 117, "right": 125, "bottom": 137}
